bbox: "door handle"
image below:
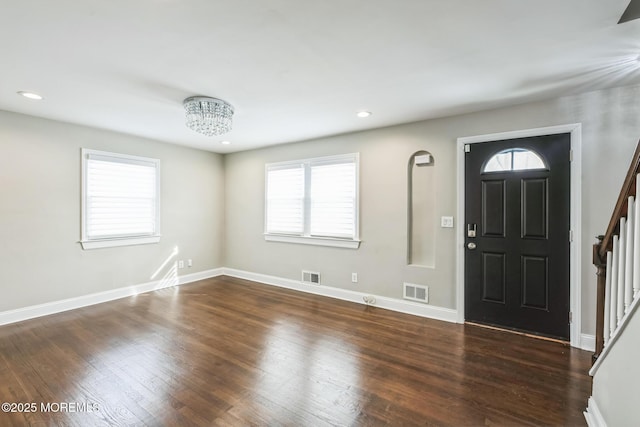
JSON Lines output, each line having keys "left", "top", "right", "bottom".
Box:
{"left": 467, "top": 242, "right": 477, "bottom": 250}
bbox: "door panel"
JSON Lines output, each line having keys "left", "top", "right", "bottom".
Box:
{"left": 482, "top": 180, "right": 506, "bottom": 237}
{"left": 522, "top": 178, "right": 548, "bottom": 239}
{"left": 521, "top": 255, "right": 548, "bottom": 310}
{"left": 482, "top": 252, "right": 506, "bottom": 303}
{"left": 464, "top": 134, "right": 571, "bottom": 340}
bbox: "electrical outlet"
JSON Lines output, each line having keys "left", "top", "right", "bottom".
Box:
{"left": 352, "top": 272, "right": 358, "bottom": 283}
{"left": 178, "top": 260, "right": 184, "bottom": 269}
{"left": 187, "top": 259, "right": 193, "bottom": 268}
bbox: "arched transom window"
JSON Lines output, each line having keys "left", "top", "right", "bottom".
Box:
{"left": 483, "top": 148, "right": 547, "bottom": 173}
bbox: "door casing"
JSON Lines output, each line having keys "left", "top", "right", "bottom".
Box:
{"left": 456, "top": 124, "right": 584, "bottom": 349}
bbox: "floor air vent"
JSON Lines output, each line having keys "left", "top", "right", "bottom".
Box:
{"left": 404, "top": 283, "right": 428, "bottom": 303}
{"left": 302, "top": 270, "right": 321, "bottom": 285}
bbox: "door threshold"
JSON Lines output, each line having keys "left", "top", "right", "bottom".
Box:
{"left": 465, "top": 321, "right": 570, "bottom": 345}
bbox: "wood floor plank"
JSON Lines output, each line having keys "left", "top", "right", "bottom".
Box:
{"left": 0, "top": 276, "right": 592, "bottom": 426}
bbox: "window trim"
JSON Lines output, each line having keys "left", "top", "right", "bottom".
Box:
{"left": 264, "top": 153, "right": 360, "bottom": 249}
{"left": 264, "top": 234, "right": 361, "bottom": 249}
{"left": 80, "top": 148, "right": 161, "bottom": 250}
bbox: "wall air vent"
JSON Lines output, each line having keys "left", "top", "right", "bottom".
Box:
{"left": 403, "top": 283, "right": 428, "bottom": 303}
{"left": 302, "top": 270, "right": 321, "bottom": 285}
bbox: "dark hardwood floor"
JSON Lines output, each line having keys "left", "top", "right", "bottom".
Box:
{"left": 0, "top": 276, "right": 591, "bottom": 426}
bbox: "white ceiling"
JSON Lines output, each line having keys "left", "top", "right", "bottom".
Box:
{"left": 1, "top": 0, "right": 639, "bottom": 153}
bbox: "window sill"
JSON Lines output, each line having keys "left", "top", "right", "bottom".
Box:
{"left": 264, "top": 234, "right": 361, "bottom": 249}
{"left": 80, "top": 235, "right": 161, "bottom": 250}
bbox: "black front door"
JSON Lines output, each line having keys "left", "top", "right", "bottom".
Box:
{"left": 464, "top": 134, "right": 571, "bottom": 340}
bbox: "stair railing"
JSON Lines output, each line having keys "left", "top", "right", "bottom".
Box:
{"left": 593, "top": 140, "right": 640, "bottom": 362}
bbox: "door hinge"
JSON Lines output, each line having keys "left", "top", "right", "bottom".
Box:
{"left": 569, "top": 149, "right": 573, "bottom": 162}
{"left": 569, "top": 230, "right": 573, "bottom": 242}
{"left": 464, "top": 144, "right": 471, "bottom": 153}
{"left": 569, "top": 311, "right": 573, "bottom": 324}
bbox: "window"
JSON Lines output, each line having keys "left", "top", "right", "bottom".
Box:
{"left": 483, "top": 148, "right": 547, "bottom": 173}
{"left": 265, "top": 153, "right": 360, "bottom": 248}
{"left": 81, "top": 149, "right": 160, "bottom": 249}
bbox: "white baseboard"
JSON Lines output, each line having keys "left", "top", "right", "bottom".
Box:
{"left": 0, "top": 268, "right": 224, "bottom": 326}
{"left": 222, "top": 268, "right": 459, "bottom": 323}
{"left": 178, "top": 268, "right": 224, "bottom": 285}
{"left": 0, "top": 267, "right": 597, "bottom": 350}
{"left": 584, "top": 397, "right": 607, "bottom": 427}
{"left": 581, "top": 333, "right": 596, "bottom": 352}
{"left": 223, "top": 269, "right": 599, "bottom": 348}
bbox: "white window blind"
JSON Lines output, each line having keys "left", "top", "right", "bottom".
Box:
{"left": 310, "top": 161, "right": 356, "bottom": 238}
{"left": 266, "top": 165, "right": 304, "bottom": 235}
{"left": 265, "top": 153, "right": 359, "bottom": 248}
{"left": 81, "top": 149, "right": 160, "bottom": 249}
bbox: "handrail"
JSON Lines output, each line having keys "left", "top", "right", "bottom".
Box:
{"left": 597, "top": 141, "right": 640, "bottom": 258}
{"left": 593, "top": 139, "right": 640, "bottom": 362}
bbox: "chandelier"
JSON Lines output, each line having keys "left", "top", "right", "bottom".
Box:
{"left": 183, "top": 96, "right": 234, "bottom": 136}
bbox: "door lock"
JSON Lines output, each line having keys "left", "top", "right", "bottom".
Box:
{"left": 467, "top": 224, "right": 477, "bottom": 238}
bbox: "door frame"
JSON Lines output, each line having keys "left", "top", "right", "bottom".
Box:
{"left": 456, "top": 124, "right": 583, "bottom": 349}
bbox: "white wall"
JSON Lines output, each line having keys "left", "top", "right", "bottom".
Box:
{"left": 224, "top": 84, "right": 640, "bottom": 335}
{"left": 0, "top": 110, "right": 225, "bottom": 312}
{"left": 590, "top": 304, "right": 640, "bottom": 426}
{"left": 2, "top": 83, "right": 640, "bottom": 337}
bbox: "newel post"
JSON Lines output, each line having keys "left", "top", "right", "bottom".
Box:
{"left": 593, "top": 235, "right": 606, "bottom": 363}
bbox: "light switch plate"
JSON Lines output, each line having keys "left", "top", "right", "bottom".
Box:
{"left": 441, "top": 216, "right": 454, "bottom": 228}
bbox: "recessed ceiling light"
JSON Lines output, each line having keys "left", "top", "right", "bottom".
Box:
{"left": 17, "top": 91, "right": 43, "bottom": 100}
{"left": 356, "top": 111, "right": 372, "bottom": 118}
{"left": 220, "top": 140, "right": 231, "bottom": 145}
